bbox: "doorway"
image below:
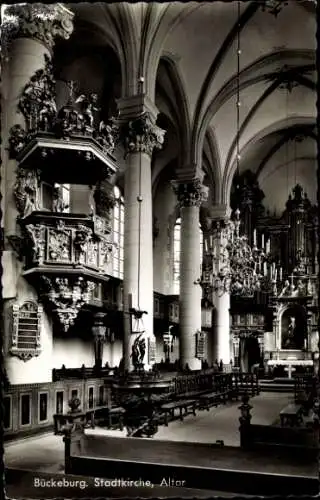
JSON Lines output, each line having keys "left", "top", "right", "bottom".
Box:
{"left": 239, "top": 335, "right": 261, "bottom": 373}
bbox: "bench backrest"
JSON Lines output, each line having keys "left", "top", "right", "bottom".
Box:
{"left": 248, "top": 423, "right": 317, "bottom": 448}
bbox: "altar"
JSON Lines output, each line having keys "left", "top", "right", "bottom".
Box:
{"left": 267, "top": 359, "right": 314, "bottom": 378}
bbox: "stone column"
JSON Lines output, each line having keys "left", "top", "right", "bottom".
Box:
{"left": 172, "top": 178, "right": 208, "bottom": 370}
{"left": 118, "top": 96, "right": 165, "bottom": 371}
{"left": 2, "top": 4, "right": 74, "bottom": 240}
{"left": 211, "top": 205, "right": 232, "bottom": 364}
{"left": 92, "top": 312, "right": 107, "bottom": 371}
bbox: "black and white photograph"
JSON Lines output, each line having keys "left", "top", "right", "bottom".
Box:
{"left": 1, "top": 1, "right": 319, "bottom": 498}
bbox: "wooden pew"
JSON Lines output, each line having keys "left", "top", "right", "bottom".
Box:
{"left": 280, "top": 403, "right": 303, "bottom": 427}
{"left": 160, "top": 399, "right": 197, "bottom": 426}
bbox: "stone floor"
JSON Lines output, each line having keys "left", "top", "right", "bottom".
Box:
{"left": 86, "top": 391, "right": 295, "bottom": 446}
{"left": 5, "top": 391, "right": 317, "bottom": 498}
{"left": 4, "top": 391, "right": 293, "bottom": 473}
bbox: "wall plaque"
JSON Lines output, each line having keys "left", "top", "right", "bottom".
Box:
{"left": 11, "top": 301, "right": 42, "bottom": 361}
{"left": 148, "top": 337, "right": 156, "bottom": 364}
{"left": 196, "top": 331, "right": 206, "bottom": 360}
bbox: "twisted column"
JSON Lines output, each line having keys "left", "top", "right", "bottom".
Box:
{"left": 172, "top": 178, "right": 208, "bottom": 370}
{"left": 118, "top": 97, "right": 165, "bottom": 371}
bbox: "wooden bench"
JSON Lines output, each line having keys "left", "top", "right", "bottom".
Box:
{"left": 160, "top": 399, "right": 197, "bottom": 426}
{"left": 93, "top": 406, "right": 125, "bottom": 431}
{"left": 108, "top": 407, "right": 125, "bottom": 430}
{"left": 177, "top": 389, "right": 210, "bottom": 400}
{"left": 199, "top": 391, "right": 221, "bottom": 410}
{"left": 280, "top": 404, "right": 303, "bottom": 427}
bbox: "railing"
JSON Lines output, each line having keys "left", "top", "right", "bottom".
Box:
{"left": 233, "top": 372, "right": 260, "bottom": 396}
{"left": 172, "top": 370, "right": 236, "bottom": 396}
{"left": 52, "top": 365, "right": 114, "bottom": 381}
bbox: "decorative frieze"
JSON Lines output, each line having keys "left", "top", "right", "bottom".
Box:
{"left": 172, "top": 178, "right": 208, "bottom": 208}
{"left": 11, "top": 301, "right": 42, "bottom": 361}
{"left": 22, "top": 215, "right": 114, "bottom": 272}
{"left": 41, "top": 276, "right": 95, "bottom": 331}
{"left": 1, "top": 4, "right": 74, "bottom": 52}
{"left": 121, "top": 111, "right": 165, "bottom": 157}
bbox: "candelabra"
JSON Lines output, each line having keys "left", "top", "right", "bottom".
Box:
{"left": 199, "top": 210, "right": 274, "bottom": 298}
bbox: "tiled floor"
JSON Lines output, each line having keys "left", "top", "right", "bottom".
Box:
{"left": 4, "top": 391, "right": 293, "bottom": 473}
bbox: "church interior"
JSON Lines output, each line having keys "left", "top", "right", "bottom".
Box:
{"left": 1, "top": 1, "right": 319, "bottom": 497}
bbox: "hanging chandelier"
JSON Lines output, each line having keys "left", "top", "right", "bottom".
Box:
{"left": 199, "top": 2, "right": 272, "bottom": 298}
{"left": 201, "top": 209, "right": 272, "bottom": 298}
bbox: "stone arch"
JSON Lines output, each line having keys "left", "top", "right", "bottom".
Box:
{"left": 156, "top": 55, "right": 192, "bottom": 167}
{"left": 193, "top": 49, "right": 315, "bottom": 175}
{"left": 222, "top": 116, "right": 316, "bottom": 205}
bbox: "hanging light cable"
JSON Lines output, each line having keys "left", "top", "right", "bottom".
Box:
{"left": 129, "top": 115, "right": 147, "bottom": 335}
{"left": 199, "top": 2, "right": 273, "bottom": 298}
{"left": 236, "top": 0, "right": 241, "bottom": 182}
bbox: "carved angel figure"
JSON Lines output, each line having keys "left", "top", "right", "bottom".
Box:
{"left": 97, "top": 120, "right": 116, "bottom": 152}
{"left": 14, "top": 169, "right": 40, "bottom": 218}
{"left": 75, "top": 93, "right": 99, "bottom": 130}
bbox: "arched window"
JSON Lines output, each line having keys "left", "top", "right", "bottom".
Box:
{"left": 173, "top": 218, "right": 203, "bottom": 295}
{"left": 112, "top": 186, "right": 124, "bottom": 279}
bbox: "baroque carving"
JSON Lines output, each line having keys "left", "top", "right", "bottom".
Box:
{"left": 47, "top": 223, "right": 71, "bottom": 262}
{"left": 8, "top": 125, "right": 28, "bottom": 159}
{"left": 41, "top": 276, "right": 95, "bottom": 331}
{"left": 93, "top": 215, "right": 111, "bottom": 238}
{"left": 99, "top": 239, "right": 114, "bottom": 269}
{"left": 54, "top": 82, "right": 119, "bottom": 153}
{"left": 8, "top": 63, "right": 118, "bottom": 159}
{"left": 1, "top": 4, "right": 74, "bottom": 52}
{"left": 121, "top": 112, "right": 165, "bottom": 157}
{"left": 19, "top": 54, "right": 56, "bottom": 131}
{"left": 13, "top": 168, "right": 41, "bottom": 218}
{"left": 25, "top": 224, "right": 46, "bottom": 264}
{"left": 93, "top": 184, "right": 115, "bottom": 220}
{"left": 172, "top": 178, "right": 208, "bottom": 208}
{"left": 74, "top": 225, "right": 93, "bottom": 260}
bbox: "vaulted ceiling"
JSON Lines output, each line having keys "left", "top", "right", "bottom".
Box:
{"left": 61, "top": 1, "right": 317, "bottom": 207}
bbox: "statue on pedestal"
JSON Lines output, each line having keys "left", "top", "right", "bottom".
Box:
{"left": 131, "top": 334, "right": 146, "bottom": 370}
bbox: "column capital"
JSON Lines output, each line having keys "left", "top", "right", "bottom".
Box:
{"left": 120, "top": 111, "right": 165, "bottom": 157}
{"left": 116, "top": 94, "right": 165, "bottom": 157}
{"left": 172, "top": 177, "right": 209, "bottom": 208}
{"left": 2, "top": 4, "right": 74, "bottom": 52}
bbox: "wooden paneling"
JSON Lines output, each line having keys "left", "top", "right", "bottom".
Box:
{"left": 4, "top": 378, "right": 111, "bottom": 440}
